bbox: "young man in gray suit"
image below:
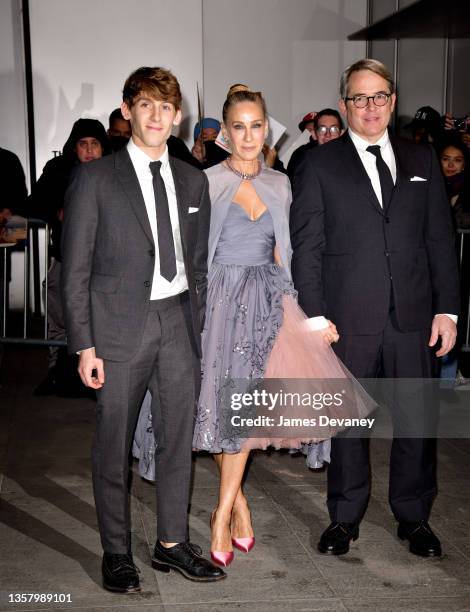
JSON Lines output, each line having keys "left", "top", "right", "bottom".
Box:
{"left": 61, "top": 67, "right": 225, "bottom": 591}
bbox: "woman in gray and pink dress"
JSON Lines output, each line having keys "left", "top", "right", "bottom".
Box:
{"left": 135, "top": 84, "right": 374, "bottom": 568}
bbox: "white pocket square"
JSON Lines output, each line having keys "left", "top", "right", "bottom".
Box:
{"left": 188, "top": 207, "right": 199, "bottom": 213}
{"left": 410, "top": 176, "right": 427, "bottom": 182}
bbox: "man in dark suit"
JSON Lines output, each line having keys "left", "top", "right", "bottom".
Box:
{"left": 61, "top": 67, "right": 225, "bottom": 591}
{"left": 290, "top": 59, "right": 460, "bottom": 558}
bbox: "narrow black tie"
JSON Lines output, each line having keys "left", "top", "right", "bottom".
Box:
{"left": 149, "top": 160, "right": 176, "bottom": 282}
{"left": 366, "top": 145, "right": 394, "bottom": 209}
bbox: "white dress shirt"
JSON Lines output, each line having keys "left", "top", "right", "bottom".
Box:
{"left": 306, "top": 128, "right": 457, "bottom": 330}
{"left": 348, "top": 128, "right": 396, "bottom": 207}
{"left": 127, "top": 139, "right": 188, "bottom": 300}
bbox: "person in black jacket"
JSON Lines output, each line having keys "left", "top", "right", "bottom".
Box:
{"left": 30, "top": 119, "right": 110, "bottom": 396}
{"left": 0, "top": 147, "right": 28, "bottom": 371}
{"left": 287, "top": 108, "right": 343, "bottom": 182}
{"left": 291, "top": 59, "right": 459, "bottom": 559}
{"left": 438, "top": 138, "right": 470, "bottom": 385}
{"left": 0, "top": 147, "right": 27, "bottom": 219}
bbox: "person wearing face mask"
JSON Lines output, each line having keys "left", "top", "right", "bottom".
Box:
{"left": 31, "top": 118, "right": 110, "bottom": 396}
{"left": 108, "top": 108, "right": 132, "bottom": 152}
{"left": 191, "top": 117, "right": 226, "bottom": 169}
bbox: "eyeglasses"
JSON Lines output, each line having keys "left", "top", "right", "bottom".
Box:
{"left": 316, "top": 126, "right": 341, "bottom": 135}
{"left": 344, "top": 93, "right": 392, "bottom": 108}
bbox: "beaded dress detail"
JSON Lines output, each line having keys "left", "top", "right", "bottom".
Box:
{"left": 192, "top": 203, "right": 295, "bottom": 452}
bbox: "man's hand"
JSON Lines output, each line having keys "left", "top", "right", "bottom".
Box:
{"left": 443, "top": 113, "right": 454, "bottom": 131}
{"left": 191, "top": 135, "right": 205, "bottom": 163}
{"left": 428, "top": 315, "right": 457, "bottom": 357}
{"left": 320, "top": 320, "right": 339, "bottom": 344}
{"left": 78, "top": 347, "right": 105, "bottom": 389}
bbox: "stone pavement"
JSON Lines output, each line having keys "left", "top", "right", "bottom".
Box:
{"left": 1, "top": 346, "right": 469, "bottom": 612}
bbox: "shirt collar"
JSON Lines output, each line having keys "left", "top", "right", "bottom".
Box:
{"left": 127, "top": 137, "right": 170, "bottom": 173}
{"left": 348, "top": 128, "right": 390, "bottom": 153}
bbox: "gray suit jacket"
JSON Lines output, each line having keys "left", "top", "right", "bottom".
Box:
{"left": 61, "top": 147, "right": 210, "bottom": 360}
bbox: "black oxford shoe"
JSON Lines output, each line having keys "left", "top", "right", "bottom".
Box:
{"left": 152, "top": 541, "right": 226, "bottom": 582}
{"left": 318, "top": 522, "right": 359, "bottom": 555}
{"left": 397, "top": 521, "right": 442, "bottom": 557}
{"left": 102, "top": 553, "right": 140, "bottom": 593}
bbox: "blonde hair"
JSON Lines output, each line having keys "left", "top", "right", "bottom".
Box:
{"left": 222, "top": 83, "right": 267, "bottom": 122}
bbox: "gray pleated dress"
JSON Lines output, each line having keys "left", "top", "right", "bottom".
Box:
{"left": 192, "top": 202, "right": 295, "bottom": 453}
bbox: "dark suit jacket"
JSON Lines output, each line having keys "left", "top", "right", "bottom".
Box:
{"left": 0, "top": 147, "right": 28, "bottom": 215}
{"left": 290, "top": 131, "right": 460, "bottom": 335}
{"left": 61, "top": 147, "right": 210, "bottom": 360}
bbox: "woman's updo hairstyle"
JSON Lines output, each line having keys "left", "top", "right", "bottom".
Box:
{"left": 222, "top": 83, "right": 267, "bottom": 123}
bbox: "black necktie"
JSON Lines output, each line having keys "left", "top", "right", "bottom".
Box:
{"left": 366, "top": 145, "right": 394, "bottom": 209}
{"left": 149, "top": 160, "right": 177, "bottom": 282}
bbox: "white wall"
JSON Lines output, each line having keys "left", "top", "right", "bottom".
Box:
{"left": 2, "top": 0, "right": 368, "bottom": 180}
{"left": 0, "top": 0, "right": 29, "bottom": 186}
{"left": 29, "top": 0, "right": 203, "bottom": 177}
{"left": 203, "top": 0, "right": 367, "bottom": 156}
{"left": 396, "top": 39, "right": 447, "bottom": 131}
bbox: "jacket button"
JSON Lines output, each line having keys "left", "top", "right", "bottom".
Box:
{"left": 384, "top": 251, "right": 390, "bottom": 257}
{"left": 148, "top": 250, "right": 155, "bottom": 257}
{"left": 384, "top": 216, "right": 390, "bottom": 223}
{"left": 144, "top": 281, "right": 150, "bottom": 287}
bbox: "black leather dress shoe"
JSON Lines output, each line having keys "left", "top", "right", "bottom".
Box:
{"left": 102, "top": 553, "right": 140, "bottom": 593}
{"left": 318, "top": 522, "right": 359, "bottom": 555}
{"left": 397, "top": 521, "right": 442, "bottom": 557}
{"left": 152, "top": 541, "right": 226, "bottom": 582}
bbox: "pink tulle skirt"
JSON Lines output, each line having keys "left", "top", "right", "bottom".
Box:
{"left": 241, "top": 295, "right": 376, "bottom": 451}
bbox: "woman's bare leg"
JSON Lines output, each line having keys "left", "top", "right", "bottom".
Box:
{"left": 211, "top": 451, "right": 251, "bottom": 551}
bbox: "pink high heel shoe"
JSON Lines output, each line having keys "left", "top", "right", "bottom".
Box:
{"left": 210, "top": 550, "right": 234, "bottom": 567}
{"left": 231, "top": 536, "right": 255, "bottom": 553}
{"left": 231, "top": 507, "right": 255, "bottom": 553}
{"left": 210, "top": 510, "right": 234, "bottom": 567}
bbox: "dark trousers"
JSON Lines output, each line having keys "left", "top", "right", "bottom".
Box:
{"left": 44, "top": 258, "right": 65, "bottom": 369}
{"left": 92, "top": 292, "right": 199, "bottom": 553}
{"left": 328, "top": 313, "right": 438, "bottom": 524}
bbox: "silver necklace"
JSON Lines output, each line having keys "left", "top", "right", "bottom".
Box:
{"left": 226, "top": 157, "right": 261, "bottom": 180}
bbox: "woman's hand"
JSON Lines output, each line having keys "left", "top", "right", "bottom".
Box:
{"left": 263, "top": 144, "right": 278, "bottom": 168}
{"left": 320, "top": 320, "right": 339, "bottom": 344}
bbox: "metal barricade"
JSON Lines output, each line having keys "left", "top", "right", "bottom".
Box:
{"left": 1, "top": 223, "right": 469, "bottom": 352}
{"left": 1, "top": 218, "right": 66, "bottom": 348}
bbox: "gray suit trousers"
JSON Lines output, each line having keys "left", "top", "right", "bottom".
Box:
{"left": 92, "top": 292, "right": 199, "bottom": 553}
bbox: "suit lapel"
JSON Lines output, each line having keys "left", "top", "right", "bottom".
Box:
{"left": 341, "top": 134, "right": 384, "bottom": 216}
{"left": 386, "top": 135, "right": 408, "bottom": 216}
{"left": 114, "top": 148, "right": 154, "bottom": 247}
{"left": 169, "top": 156, "right": 189, "bottom": 256}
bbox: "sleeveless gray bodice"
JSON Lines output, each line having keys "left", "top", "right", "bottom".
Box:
{"left": 213, "top": 203, "right": 275, "bottom": 266}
